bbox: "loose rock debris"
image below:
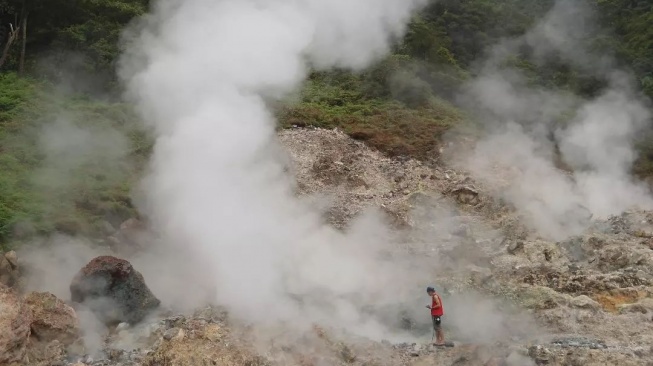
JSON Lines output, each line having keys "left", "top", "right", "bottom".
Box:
{"left": 2, "top": 128, "right": 653, "bottom": 366}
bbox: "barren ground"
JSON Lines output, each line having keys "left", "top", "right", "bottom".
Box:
{"left": 2, "top": 127, "right": 653, "bottom": 366}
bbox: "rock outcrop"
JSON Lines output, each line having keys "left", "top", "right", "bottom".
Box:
{"left": 25, "top": 291, "right": 80, "bottom": 345}
{"left": 0, "top": 250, "right": 20, "bottom": 287}
{"left": 70, "top": 256, "right": 160, "bottom": 326}
{"left": 0, "top": 284, "right": 32, "bottom": 364}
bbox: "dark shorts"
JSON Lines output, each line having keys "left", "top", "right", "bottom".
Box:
{"left": 432, "top": 316, "right": 442, "bottom": 330}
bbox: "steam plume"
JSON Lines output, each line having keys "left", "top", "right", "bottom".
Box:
{"left": 450, "top": 0, "right": 653, "bottom": 240}
{"left": 118, "top": 0, "right": 429, "bottom": 340}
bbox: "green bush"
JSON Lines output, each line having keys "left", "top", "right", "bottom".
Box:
{"left": 0, "top": 74, "right": 148, "bottom": 246}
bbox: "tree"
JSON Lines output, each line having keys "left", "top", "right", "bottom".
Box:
{"left": 0, "top": 0, "right": 26, "bottom": 70}
{"left": 1, "top": 0, "right": 149, "bottom": 80}
{"left": 18, "top": 0, "right": 25, "bottom": 73}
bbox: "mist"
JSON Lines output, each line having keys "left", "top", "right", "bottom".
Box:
{"left": 16, "top": 0, "right": 645, "bottom": 351}
{"left": 15, "top": 92, "right": 140, "bottom": 357}
{"left": 33, "top": 115, "right": 131, "bottom": 192}
{"left": 7, "top": 0, "right": 593, "bottom": 355}
{"left": 448, "top": 0, "right": 653, "bottom": 241}
{"left": 115, "top": 0, "right": 438, "bottom": 341}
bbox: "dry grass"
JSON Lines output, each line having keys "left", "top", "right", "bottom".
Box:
{"left": 141, "top": 324, "right": 271, "bottom": 366}
{"left": 276, "top": 79, "right": 467, "bottom": 161}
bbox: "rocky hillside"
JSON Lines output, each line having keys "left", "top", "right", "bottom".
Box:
{"left": 1, "top": 127, "right": 652, "bottom": 366}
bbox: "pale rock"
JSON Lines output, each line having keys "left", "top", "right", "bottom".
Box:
{"left": 4, "top": 250, "right": 18, "bottom": 268}
{"left": 618, "top": 298, "right": 653, "bottom": 314}
{"left": 24, "top": 292, "right": 80, "bottom": 345}
{"left": 0, "top": 284, "right": 32, "bottom": 364}
{"left": 570, "top": 295, "right": 601, "bottom": 311}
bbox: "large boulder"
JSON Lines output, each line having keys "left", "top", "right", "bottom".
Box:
{"left": 70, "top": 256, "right": 160, "bottom": 325}
{"left": 24, "top": 292, "right": 80, "bottom": 345}
{"left": 0, "top": 284, "right": 32, "bottom": 364}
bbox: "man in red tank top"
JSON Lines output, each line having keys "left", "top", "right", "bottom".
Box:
{"left": 426, "top": 287, "right": 445, "bottom": 345}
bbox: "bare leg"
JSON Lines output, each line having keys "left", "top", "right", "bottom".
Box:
{"left": 436, "top": 328, "right": 445, "bottom": 344}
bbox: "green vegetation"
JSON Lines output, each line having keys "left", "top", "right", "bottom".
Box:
{"left": 0, "top": 0, "right": 652, "bottom": 246}
{"left": 0, "top": 72, "right": 148, "bottom": 248}
{"left": 277, "top": 70, "right": 467, "bottom": 159}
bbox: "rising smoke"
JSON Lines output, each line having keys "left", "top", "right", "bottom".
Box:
{"left": 117, "top": 0, "right": 432, "bottom": 340}
{"left": 448, "top": 0, "right": 653, "bottom": 240}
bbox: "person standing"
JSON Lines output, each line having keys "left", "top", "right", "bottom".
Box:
{"left": 426, "top": 286, "right": 445, "bottom": 345}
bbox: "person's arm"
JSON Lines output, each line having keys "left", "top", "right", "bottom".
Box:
{"left": 431, "top": 295, "right": 441, "bottom": 309}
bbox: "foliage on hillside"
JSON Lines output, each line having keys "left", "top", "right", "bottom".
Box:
{"left": 0, "top": 73, "right": 148, "bottom": 248}
{"left": 0, "top": 0, "right": 148, "bottom": 91}
{"left": 0, "top": 0, "right": 649, "bottom": 98}
{"left": 276, "top": 67, "right": 468, "bottom": 159}
{"left": 0, "top": 0, "right": 652, "bottom": 245}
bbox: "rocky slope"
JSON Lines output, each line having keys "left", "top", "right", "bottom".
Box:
{"left": 1, "top": 127, "right": 652, "bottom": 366}
{"left": 279, "top": 127, "right": 653, "bottom": 365}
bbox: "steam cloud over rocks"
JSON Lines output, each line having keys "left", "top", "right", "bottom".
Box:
{"left": 118, "top": 0, "right": 429, "bottom": 340}
{"left": 449, "top": 0, "right": 653, "bottom": 241}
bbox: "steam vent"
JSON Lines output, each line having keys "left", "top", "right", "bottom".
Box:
{"left": 70, "top": 256, "right": 160, "bottom": 325}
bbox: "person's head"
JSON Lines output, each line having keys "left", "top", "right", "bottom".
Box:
{"left": 426, "top": 286, "right": 435, "bottom": 296}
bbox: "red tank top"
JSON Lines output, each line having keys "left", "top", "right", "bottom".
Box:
{"left": 431, "top": 293, "right": 444, "bottom": 316}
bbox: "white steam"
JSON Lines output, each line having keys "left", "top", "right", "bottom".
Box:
{"left": 33, "top": 116, "right": 131, "bottom": 192}
{"left": 451, "top": 0, "right": 653, "bottom": 240}
{"left": 118, "top": 0, "right": 428, "bottom": 340}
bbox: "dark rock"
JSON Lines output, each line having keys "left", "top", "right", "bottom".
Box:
{"left": 70, "top": 256, "right": 160, "bottom": 326}
{"left": 550, "top": 336, "right": 606, "bottom": 349}
{"left": 163, "top": 327, "right": 180, "bottom": 341}
{"left": 543, "top": 249, "right": 552, "bottom": 262}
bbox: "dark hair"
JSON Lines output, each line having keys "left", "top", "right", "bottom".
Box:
{"left": 426, "top": 287, "right": 435, "bottom": 292}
